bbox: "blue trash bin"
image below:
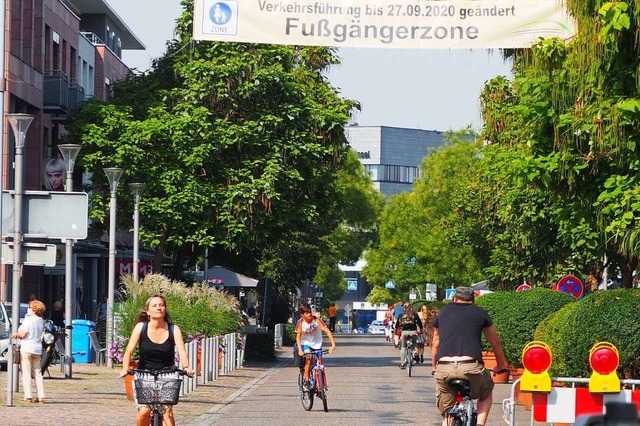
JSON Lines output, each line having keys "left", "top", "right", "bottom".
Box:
{"left": 71, "top": 319, "right": 95, "bottom": 363}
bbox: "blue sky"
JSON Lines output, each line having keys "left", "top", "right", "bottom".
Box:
{"left": 108, "top": 0, "right": 513, "bottom": 131}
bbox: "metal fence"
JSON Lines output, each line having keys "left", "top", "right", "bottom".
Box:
{"left": 179, "top": 333, "right": 246, "bottom": 396}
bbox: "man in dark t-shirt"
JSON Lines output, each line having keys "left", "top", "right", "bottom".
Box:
{"left": 431, "top": 287, "right": 507, "bottom": 426}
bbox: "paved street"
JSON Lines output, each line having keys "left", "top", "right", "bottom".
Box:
{"left": 192, "top": 334, "right": 531, "bottom": 425}
{"left": 0, "top": 334, "right": 532, "bottom": 425}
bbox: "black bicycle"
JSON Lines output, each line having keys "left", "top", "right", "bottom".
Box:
{"left": 445, "top": 370, "right": 508, "bottom": 426}
{"left": 403, "top": 334, "right": 417, "bottom": 377}
{"left": 445, "top": 378, "right": 477, "bottom": 426}
{"left": 298, "top": 349, "right": 330, "bottom": 412}
{"left": 125, "top": 367, "right": 191, "bottom": 426}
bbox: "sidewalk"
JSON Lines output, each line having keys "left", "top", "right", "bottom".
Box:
{"left": 0, "top": 356, "right": 284, "bottom": 426}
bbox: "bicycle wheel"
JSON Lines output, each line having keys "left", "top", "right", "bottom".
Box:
{"left": 299, "top": 370, "right": 314, "bottom": 411}
{"left": 406, "top": 347, "right": 413, "bottom": 377}
{"left": 316, "top": 369, "right": 328, "bottom": 412}
{"left": 151, "top": 409, "right": 162, "bottom": 426}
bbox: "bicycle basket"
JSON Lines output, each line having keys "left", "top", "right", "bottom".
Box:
{"left": 134, "top": 375, "right": 183, "bottom": 405}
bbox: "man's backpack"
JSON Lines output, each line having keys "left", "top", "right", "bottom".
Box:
{"left": 398, "top": 311, "right": 414, "bottom": 327}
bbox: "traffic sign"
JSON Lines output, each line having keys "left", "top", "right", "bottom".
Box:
{"left": 2, "top": 242, "right": 57, "bottom": 266}
{"left": 385, "top": 280, "right": 395, "bottom": 289}
{"left": 347, "top": 279, "right": 358, "bottom": 291}
{"left": 555, "top": 275, "right": 583, "bottom": 298}
{"left": 445, "top": 288, "right": 456, "bottom": 300}
{"left": 2, "top": 190, "right": 88, "bottom": 239}
{"left": 516, "top": 284, "right": 532, "bottom": 292}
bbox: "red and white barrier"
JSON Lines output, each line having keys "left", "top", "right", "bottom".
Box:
{"left": 532, "top": 388, "right": 640, "bottom": 423}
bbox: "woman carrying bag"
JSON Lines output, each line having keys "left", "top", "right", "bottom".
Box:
{"left": 12, "top": 299, "right": 46, "bottom": 403}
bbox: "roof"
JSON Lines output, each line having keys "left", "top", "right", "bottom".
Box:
{"left": 64, "top": 0, "right": 145, "bottom": 50}
{"left": 205, "top": 266, "right": 258, "bottom": 288}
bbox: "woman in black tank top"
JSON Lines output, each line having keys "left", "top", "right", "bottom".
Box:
{"left": 120, "top": 294, "right": 194, "bottom": 426}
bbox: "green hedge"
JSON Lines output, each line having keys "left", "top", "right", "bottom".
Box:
{"left": 475, "top": 288, "right": 576, "bottom": 368}
{"left": 534, "top": 301, "right": 581, "bottom": 376}
{"left": 283, "top": 323, "right": 296, "bottom": 346}
{"left": 534, "top": 289, "right": 640, "bottom": 378}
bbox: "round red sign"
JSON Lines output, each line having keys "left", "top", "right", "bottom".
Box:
{"left": 555, "top": 275, "right": 583, "bottom": 298}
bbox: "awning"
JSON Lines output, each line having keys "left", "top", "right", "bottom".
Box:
{"left": 205, "top": 266, "right": 258, "bottom": 288}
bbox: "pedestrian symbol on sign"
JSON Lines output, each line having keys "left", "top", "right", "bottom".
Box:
{"left": 347, "top": 279, "right": 358, "bottom": 291}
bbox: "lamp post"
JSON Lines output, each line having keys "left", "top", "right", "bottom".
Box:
{"left": 58, "top": 144, "right": 81, "bottom": 378}
{"left": 6, "top": 113, "right": 34, "bottom": 405}
{"left": 128, "top": 183, "right": 145, "bottom": 283}
{"left": 104, "top": 167, "right": 123, "bottom": 368}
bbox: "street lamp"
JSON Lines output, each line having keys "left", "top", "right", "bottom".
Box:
{"left": 128, "top": 183, "right": 145, "bottom": 283}
{"left": 104, "top": 167, "right": 123, "bottom": 368}
{"left": 58, "top": 143, "right": 81, "bottom": 379}
{"left": 6, "top": 113, "right": 34, "bottom": 405}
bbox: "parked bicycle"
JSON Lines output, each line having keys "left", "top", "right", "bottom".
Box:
{"left": 298, "top": 349, "right": 330, "bottom": 412}
{"left": 403, "top": 334, "right": 417, "bottom": 377}
{"left": 125, "top": 367, "right": 191, "bottom": 426}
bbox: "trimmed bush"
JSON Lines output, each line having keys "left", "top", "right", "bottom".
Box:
{"left": 476, "top": 288, "right": 576, "bottom": 368}
{"left": 283, "top": 323, "right": 296, "bottom": 346}
{"left": 536, "top": 289, "right": 640, "bottom": 378}
{"left": 534, "top": 301, "right": 581, "bottom": 376}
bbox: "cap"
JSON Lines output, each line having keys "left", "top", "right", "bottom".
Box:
{"left": 454, "top": 287, "right": 475, "bottom": 301}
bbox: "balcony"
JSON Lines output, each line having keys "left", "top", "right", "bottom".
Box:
{"left": 44, "top": 70, "right": 87, "bottom": 120}
{"left": 43, "top": 70, "right": 70, "bottom": 114}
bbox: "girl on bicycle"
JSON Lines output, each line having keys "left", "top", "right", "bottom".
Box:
{"left": 120, "top": 294, "right": 194, "bottom": 426}
{"left": 296, "top": 303, "right": 336, "bottom": 391}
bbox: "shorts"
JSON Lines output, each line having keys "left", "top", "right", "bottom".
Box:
{"left": 434, "top": 360, "right": 494, "bottom": 416}
{"left": 300, "top": 345, "right": 321, "bottom": 353}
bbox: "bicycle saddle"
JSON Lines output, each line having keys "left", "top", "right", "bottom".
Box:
{"left": 448, "top": 379, "right": 472, "bottom": 395}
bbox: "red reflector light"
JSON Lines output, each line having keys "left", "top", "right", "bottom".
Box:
{"left": 522, "top": 345, "right": 552, "bottom": 374}
{"left": 590, "top": 347, "right": 619, "bottom": 375}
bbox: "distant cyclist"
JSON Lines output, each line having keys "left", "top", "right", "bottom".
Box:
{"left": 431, "top": 287, "right": 507, "bottom": 426}
{"left": 395, "top": 302, "right": 422, "bottom": 369}
{"left": 296, "top": 303, "right": 336, "bottom": 391}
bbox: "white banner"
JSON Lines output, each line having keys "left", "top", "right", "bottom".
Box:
{"left": 193, "top": 0, "right": 576, "bottom": 49}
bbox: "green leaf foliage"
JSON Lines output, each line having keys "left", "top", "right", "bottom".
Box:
{"left": 535, "top": 289, "right": 640, "bottom": 378}
{"left": 475, "top": 289, "right": 576, "bottom": 368}
{"left": 65, "top": 4, "right": 366, "bottom": 290}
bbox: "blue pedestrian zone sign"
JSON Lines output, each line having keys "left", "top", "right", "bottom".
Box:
{"left": 385, "top": 280, "right": 395, "bottom": 289}
{"left": 347, "top": 279, "right": 358, "bottom": 291}
{"left": 445, "top": 288, "right": 456, "bottom": 300}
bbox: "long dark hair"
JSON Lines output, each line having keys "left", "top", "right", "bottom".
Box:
{"left": 136, "top": 294, "right": 172, "bottom": 323}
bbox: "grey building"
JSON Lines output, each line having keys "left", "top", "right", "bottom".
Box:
{"left": 336, "top": 126, "right": 446, "bottom": 329}
{"left": 345, "top": 126, "right": 445, "bottom": 198}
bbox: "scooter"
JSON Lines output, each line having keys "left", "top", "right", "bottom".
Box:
{"left": 41, "top": 319, "right": 65, "bottom": 376}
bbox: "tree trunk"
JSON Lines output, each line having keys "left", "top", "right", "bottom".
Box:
{"left": 153, "top": 227, "right": 169, "bottom": 274}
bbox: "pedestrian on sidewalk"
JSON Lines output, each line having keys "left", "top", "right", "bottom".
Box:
{"left": 12, "top": 299, "right": 46, "bottom": 403}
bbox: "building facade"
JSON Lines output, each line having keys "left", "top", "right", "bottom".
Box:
{"left": 1, "top": 0, "right": 144, "bottom": 319}
{"left": 345, "top": 125, "right": 445, "bottom": 198}
{"left": 337, "top": 126, "right": 446, "bottom": 328}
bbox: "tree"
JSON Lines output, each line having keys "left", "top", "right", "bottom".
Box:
{"left": 363, "top": 130, "right": 485, "bottom": 296}
{"left": 67, "top": 3, "right": 360, "bottom": 291}
{"left": 477, "top": 1, "right": 640, "bottom": 286}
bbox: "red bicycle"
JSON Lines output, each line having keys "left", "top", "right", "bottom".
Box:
{"left": 298, "top": 349, "right": 330, "bottom": 412}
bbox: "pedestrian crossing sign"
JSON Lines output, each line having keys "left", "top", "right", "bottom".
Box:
{"left": 347, "top": 280, "right": 358, "bottom": 291}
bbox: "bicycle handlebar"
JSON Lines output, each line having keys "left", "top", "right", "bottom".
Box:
{"left": 302, "top": 349, "right": 330, "bottom": 358}
{"left": 125, "top": 367, "right": 193, "bottom": 378}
